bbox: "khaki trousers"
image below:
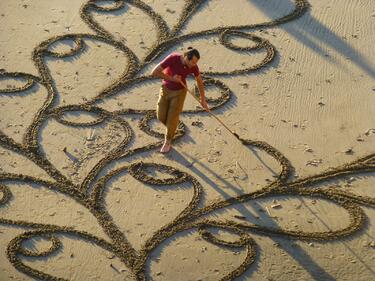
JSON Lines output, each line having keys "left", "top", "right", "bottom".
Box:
{"left": 157, "top": 85, "right": 187, "bottom": 141}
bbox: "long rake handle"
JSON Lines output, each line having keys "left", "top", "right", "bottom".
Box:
{"left": 180, "top": 82, "right": 239, "bottom": 139}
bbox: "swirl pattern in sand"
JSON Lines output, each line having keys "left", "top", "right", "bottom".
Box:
{"left": 1, "top": 0, "right": 374, "bottom": 280}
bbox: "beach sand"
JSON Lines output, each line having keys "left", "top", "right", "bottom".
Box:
{"left": 1, "top": 0, "right": 375, "bottom": 280}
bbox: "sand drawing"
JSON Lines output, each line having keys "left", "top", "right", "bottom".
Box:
{"left": 1, "top": 0, "right": 374, "bottom": 280}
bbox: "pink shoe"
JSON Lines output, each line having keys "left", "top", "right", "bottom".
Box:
{"left": 160, "top": 142, "right": 172, "bottom": 153}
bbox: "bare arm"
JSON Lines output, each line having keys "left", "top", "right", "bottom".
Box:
{"left": 195, "top": 74, "right": 209, "bottom": 110}
{"left": 151, "top": 65, "right": 180, "bottom": 83}
{"left": 195, "top": 74, "right": 206, "bottom": 102}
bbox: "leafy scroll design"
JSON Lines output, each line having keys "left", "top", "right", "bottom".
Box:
{"left": 1, "top": 0, "right": 375, "bottom": 280}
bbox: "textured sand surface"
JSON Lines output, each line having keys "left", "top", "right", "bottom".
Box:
{"left": 1, "top": 0, "right": 375, "bottom": 280}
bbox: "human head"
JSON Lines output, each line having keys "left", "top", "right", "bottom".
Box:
{"left": 183, "top": 47, "right": 200, "bottom": 68}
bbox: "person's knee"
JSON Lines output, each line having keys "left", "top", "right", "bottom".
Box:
{"left": 157, "top": 104, "right": 168, "bottom": 125}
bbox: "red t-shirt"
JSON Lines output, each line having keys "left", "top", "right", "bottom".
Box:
{"left": 160, "top": 53, "right": 200, "bottom": 90}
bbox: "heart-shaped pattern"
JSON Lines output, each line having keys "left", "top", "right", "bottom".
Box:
{"left": 1, "top": 1, "right": 375, "bottom": 280}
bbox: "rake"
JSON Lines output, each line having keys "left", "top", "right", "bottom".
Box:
{"left": 180, "top": 81, "right": 240, "bottom": 140}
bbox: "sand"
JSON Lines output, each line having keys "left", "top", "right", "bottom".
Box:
{"left": 0, "top": 0, "right": 375, "bottom": 280}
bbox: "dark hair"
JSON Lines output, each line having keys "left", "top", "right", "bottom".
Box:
{"left": 184, "top": 47, "right": 200, "bottom": 60}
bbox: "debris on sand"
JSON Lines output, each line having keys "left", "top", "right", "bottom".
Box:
{"left": 234, "top": 161, "right": 248, "bottom": 180}
{"left": 110, "top": 263, "right": 120, "bottom": 273}
{"left": 347, "top": 177, "right": 356, "bottom": 184}
{"left": 271, "top": 203, "right": 282, "bottom": 209}
{"left": 240, "top": 82, "right": 249, "bottom": 89}
{"left": 234, "top": 215, "right": 247, "bottom": 220}
{"left": 303, "top": 144, "right": 314, "bottom": 153}
{"left": 306, "top": 159, "right": 322, "bottom": 167}
{"left": 86, "top": 129, "right": 95, "bottom": 141}
{"left": 191, "top": 121, "right": 204, "bottom": 127}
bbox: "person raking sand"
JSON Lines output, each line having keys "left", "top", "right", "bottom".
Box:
{"left": 151, "top": 47, "right": 209, "bottom": 153}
